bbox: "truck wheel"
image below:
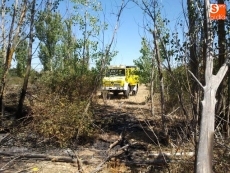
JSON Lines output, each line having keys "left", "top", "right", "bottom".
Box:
{"left": 132, "top": 86, "right": 138, "bottom": 95}
{"left": 124, "top": 87, "right": 130, "bottom": 98}
{"left": 102, "top": 91, "right": 109, "bottom": 100}
{"left": 113, "top": 91, "right": 119, "bottom": 96}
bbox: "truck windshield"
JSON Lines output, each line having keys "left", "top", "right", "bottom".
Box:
{"left": 107, "top": 69, "right": 125, "bottom": 76}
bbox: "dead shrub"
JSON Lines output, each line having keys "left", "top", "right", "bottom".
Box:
{"left": 31, "top": 96, "right": 93, "bottom": 146}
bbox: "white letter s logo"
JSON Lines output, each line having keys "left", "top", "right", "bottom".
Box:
{"left": 210, "top": 4, "right": 219, "bottom": 14}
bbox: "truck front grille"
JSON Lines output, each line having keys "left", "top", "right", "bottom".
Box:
{"left": 103, "top": 83, "right": 121, "bottom": 87}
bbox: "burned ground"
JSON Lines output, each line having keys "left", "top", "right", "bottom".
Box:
{"left": 0, "top": 85, "right": 229, "bottom": 173}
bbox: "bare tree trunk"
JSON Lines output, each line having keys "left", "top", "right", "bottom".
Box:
{"left": 16, "top": 0, "right": 35, "bottom": 119}
{"left": 100, "top": 0, "right": 128, "bottom": 74}
{"left": 215, "top": 0, "right": 228, "bottom": 137}
{"left": 227, "top": 73, "right": 230, "bottom": 137}
{"left": 227, "top": 93, "right": 230, "bottom": 137}
{"left": 90, "top": 0, "right": 128, "bottom": 106}
{"left": 187, "top": 0, "right": 200, "bottom": 170}
{"left": 187, "top": 0, "right": 198, "bottom": 97}
{"left": 150, "top": 54, "right": 155, "bottom": 116}
{"left": 81, "top": 12, "right": 87, "bottom": 73}
{"left": 187, "top": 0, "right": 200, "bottom": 128}
{"left": 153, "top": 29, "right": 168, "bottom": 142}
{"left": 0, "top": 0, "right": 6, "bottom": 121}
{"left": 196, "top": 52, "right": 228, "bottom": 173}
{"left": 0, "top": 0, "right": 27, "bottom": 112}
{"left": 1, "top": 0, "right": 6, "bottom": 64}
{"left": 196, "top": 0, "right": 229, "bottom": 172}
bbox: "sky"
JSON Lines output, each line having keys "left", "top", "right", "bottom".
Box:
{"left": 30, "top": 0, "right": 186, "bottom": 71}
{"left": 9, "top": 0, "right": 186, "bottom": 71}
{"left": 100, "top": 0, "right": 186, "bottom": 66}
{"left": 8, "top": 0, "right": 230, "bottom": 71}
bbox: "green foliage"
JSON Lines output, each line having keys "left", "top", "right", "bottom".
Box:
{"left": 70, "top": 0, "right": 104, "bottom": 67}
{"left": 29, "top": 69, "right": 41, "bottom": 84}
{"left": 55, "top": 19, "right": 80, "bottom": 71}
{"left": 38, "top": 44, "right": 50, "bottom": 71}
{"left": 34, "top": 0, "right": 115, "bottom": 73}
{"left": 164, "top": 66, "right": 190, "bottom": 112}
{"left": 92, "top": 50, "right": 118, "bottom": 74}
{"left": 8, "top": 68, "right": 18, "bottom": 77}
{"left": 30, "top": 67, "right": 98, "bottom": 146}
{"left": 35, "top": 11, "right": 63, "bottom": 71}
{"left": 7, "top": 69, "right": 24, "bottom": 85}
{"left": 15, "top": 39, "right": 28, "bottom": 77}
{"left": 134, "top": 38, "right": 155, "bottom": 84}
{"left": 0, "top": 49, "right": 4, "bottom": 77}
{"left": 42, "top": 69, "right": 96, "bottom": 100}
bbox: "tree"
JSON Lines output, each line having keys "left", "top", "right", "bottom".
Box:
{"left": 187, "top": 0, "right": 200, "bottom": 125}
{"left": 15, "top": 39, "right": 28, "bottom": 77}
{"left": 70, "top": 0, "right": 103, "bottom": 72}
{"left": 134, "top": 37, "right": 157, "bottom": 117}
{"left": 35, "top": 11, "right": 63, "bottom": 71}
{"left": 134, "top": 38, "right": 154, "bottom": 85}
{"left": 195, "top": 0, "right": 229, "bottom": 172}
{"left": 16, "top": 0, "right": 36, "bottom": 118}
{"left": 215, "top": 0, "right": 228, "bottom": 137}
{"left": 134, "top": 0, "right": 168, "bottom": 141}
{"left": 1, "top": 0, "right": 6, "bottom": 68}
{"left": 59, "top": 19, "right": 79, "bottom": 70}
{"left": 0, "top": 0, "right": 27, "bottom": 115}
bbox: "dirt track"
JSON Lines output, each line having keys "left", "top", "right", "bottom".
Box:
{"left": 98, "top": 84, "right": 150, "bottom": 112}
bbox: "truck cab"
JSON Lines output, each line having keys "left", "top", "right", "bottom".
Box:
{"left": 101, "top": 65, "right": 139, "bottom": 98}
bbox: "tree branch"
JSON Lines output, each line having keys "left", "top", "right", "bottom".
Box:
{"left": 188, "top": 70, "right": 204, "bottom": 89}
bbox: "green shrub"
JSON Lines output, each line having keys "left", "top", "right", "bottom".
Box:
{"left": 29, "top": 69, "right": 98, "bottom": 146}
{"left": 164, "top": 66, "right": 191, "bottom": 114}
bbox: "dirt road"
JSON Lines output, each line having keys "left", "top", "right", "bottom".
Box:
{"left": 98, "top": 84, "right": 150, "bottom": 109}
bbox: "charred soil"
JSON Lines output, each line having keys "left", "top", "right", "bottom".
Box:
{"left": 0, "top": 84, "right": 229, "bottom": 173}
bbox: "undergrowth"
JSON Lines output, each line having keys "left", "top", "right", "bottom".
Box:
{"left": 26, "top": 70, "right": 98, "bottom": 147}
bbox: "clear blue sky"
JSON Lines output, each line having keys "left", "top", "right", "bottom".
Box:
{"left": 102, "top": 0, "right": 186, "bottom": 66}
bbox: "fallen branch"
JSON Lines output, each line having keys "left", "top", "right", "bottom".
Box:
{"left": 91, "top": 144, "right": 130, "bottom": 173}
{"left": 148, "top": 152, "right": 195, "bottom": 157}
{"left": 0, "top": 133, "right": 10, "bottom": 145}
{"left": 0, "top": 152, "right": 77, "bottom": 163}
{"left": 125, "top": 159, "right": 194, "bottom": 166}
{"left": 0, "top": 156, "right": 21, "bottom": 172}
{"left": 0, "top": 150, "right": 85, "bottom": 173}
{"left": 107, "top": 132, "right": 124, "bottom": 152}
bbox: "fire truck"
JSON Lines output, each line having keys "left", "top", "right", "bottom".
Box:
{"left": 101, "top": 65, "right": 139, "bottom": 98}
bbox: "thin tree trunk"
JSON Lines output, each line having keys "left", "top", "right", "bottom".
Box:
{"left": 0, "top": 0, "right": 6, "bottom": 121}
{"left": 90, "top": 0, "right": 128, "bottom": 106}
{"left": 187, "top": 0, "right": 200, "bottom": 124}
{"left": 153, "top": 29, "right": 168, "bottom": 142}
{"left": 81, "top": 11, "right": 87, "bottom": 73}
{"left": 16, "top": 0, "right": 35, "bottom": 119}
{"left": 1, "top": 0, "right": 6, "bottom": 64}
{"left": 187, "top": 0, "right": 200, "bottom": 170}
{"left": 0, "top": 0, "right": 17, "bottom": 113}
{"left": 216, "top": 0, "right": 227, "bottom": 137}
{"left": 227, "top": 73, "right": 230, "bottom": 137}
{"left": 150, "top": 54, "right": 155, "bottom": 116}
{"left": 227, "top": 100, "right": 230, "bottom": 137}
